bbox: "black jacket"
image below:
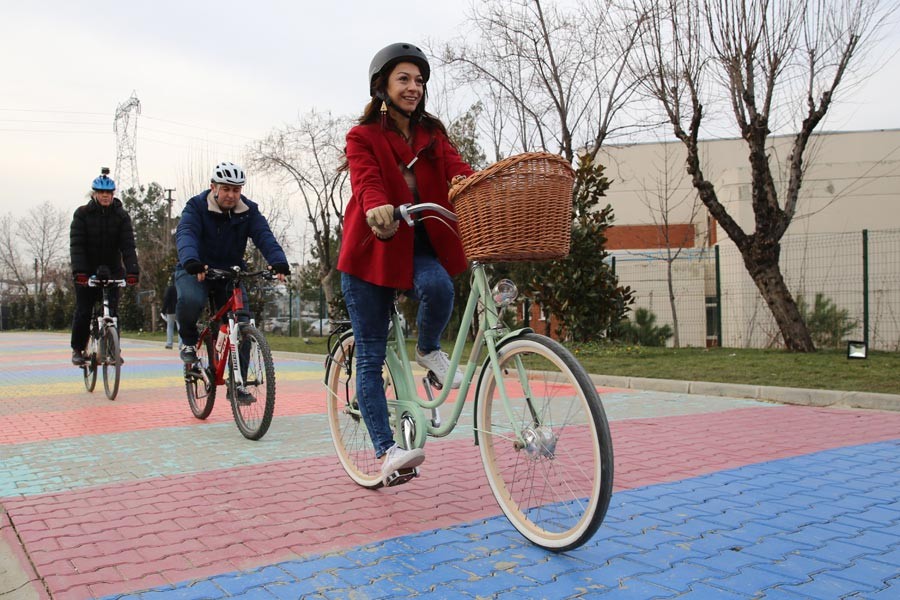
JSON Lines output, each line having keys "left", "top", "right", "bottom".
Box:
{"left": 70, "top": 197, "right": 140, "bottom": 278}
{"left": 162, "top": 285, "right": 177, "bottom": 313}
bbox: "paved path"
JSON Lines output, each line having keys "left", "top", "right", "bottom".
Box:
{"left": 0, "top": 331, "right": 898, "bottom": 599}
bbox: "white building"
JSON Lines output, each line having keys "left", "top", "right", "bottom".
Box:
{"left": 597, "top": 129, "right": 900, "bottom": 350}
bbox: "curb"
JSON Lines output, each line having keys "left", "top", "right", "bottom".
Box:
{"left": 275, "top": 350, "right": 900, "bottom": 413}
{"left": 589, "top": 374, "right": 900, "bottom": 412}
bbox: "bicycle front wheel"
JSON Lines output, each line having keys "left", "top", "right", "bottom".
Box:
{"left": 228, "top": 324, "right": 275, "bottom": 440}
{"left": 476, "top": 333, "right": 613, "bottom": 551}
{"left": 101, "top": 327, "right": 121, "bottom": 400}
{"left": 324, "top": 330, "right": 394, "bottom": 489}
{"left": 83, "top": 341, "right": 97, "bottom": 393}
{"left": 185, "top": 331, "right": 216, "bottom": 419}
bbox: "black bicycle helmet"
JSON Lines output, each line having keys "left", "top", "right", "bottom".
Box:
{"left": 368, "top": 42, "right": 431, "bottom": 97}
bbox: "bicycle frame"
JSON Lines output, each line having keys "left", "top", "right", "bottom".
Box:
{"left": 381, "top": 261, "right": 534, "bottom": 450}
{"left": 196, "top": 269, "right": 262, "bottom": 389}
{"left": 86, "top": 279, "right": 126, "bottom": 343}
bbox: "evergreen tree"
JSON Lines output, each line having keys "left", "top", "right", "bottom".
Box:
{"left": 516, "top": 156, "right": 634, "bottom": 342}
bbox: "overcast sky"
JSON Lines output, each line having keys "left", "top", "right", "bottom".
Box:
{"left": 2, "top": 0, "right": 899, "bottom": 256}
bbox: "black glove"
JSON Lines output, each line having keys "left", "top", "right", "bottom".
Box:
{"left": 184, "top": 260, "right": 205, "bottom": 275}
{"left": 74, "top": 273, "right": 89, "bottom": 286}
{"left": 270, "top": 263, "right": 291, "bottom": 276}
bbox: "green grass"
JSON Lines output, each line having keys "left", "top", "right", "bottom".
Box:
{"left": 122, "top": 330, "right": 899, "bottom": 395}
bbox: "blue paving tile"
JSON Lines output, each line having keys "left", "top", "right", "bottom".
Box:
{"left": 441, "top": 568, "right": 541, "bottom": 597}
{"left": 130, "top": 581, "right": 225, "bottom": 600}
{"left": 639, "top": 561, "right": 726, "bottom": 593}
{"left": 680, "top": 581, "right": 754, "bottom": 599}
{"left": 750, "top": 552, "right": 833, "bottom": 580}
{"left": 828, "top": 558, "right": 900, "bottom": 588}
{"left": 104, "top": 439, "right": 900, "bottom": 600}
{"left": 841, "top": 529, "right": 900, "bottom": 552}
{"left": 409, "top": 563, "right": 472, "bottom": 588}
{"left": 868, "top": 545, "right": 900, "bottom": 567}
{"left": 738, "top": 535, "right": 817, "bottom": 563}
{"left": 277, "top": 554, "right": 356, "bottom": 576}
{"left": 264, "top": 581, "right": 329, "bottom": 600}
{"left": 587, "top": 556, "right": 661, "bottom": 588}
{"left": 778, "top": 572, "right": 880, "bottom": 599}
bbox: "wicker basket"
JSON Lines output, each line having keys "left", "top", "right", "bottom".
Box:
{"left": 449, "top": 152, "right": 574, "bottom": 262}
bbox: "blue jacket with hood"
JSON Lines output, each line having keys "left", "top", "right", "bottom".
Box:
{"left": 175, "top": 190, "right": 287, "bottom": 271}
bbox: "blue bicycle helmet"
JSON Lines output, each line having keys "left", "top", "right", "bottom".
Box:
{"left": 91, "top": 168, "right": 116, "bottom": 191}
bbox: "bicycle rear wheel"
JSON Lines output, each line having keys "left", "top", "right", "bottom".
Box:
{"left": 476, "top": 333, "right": 613, "bottom": 551}
{"left": 185, "top": 331, "right": 216, "bottom": 419}
{"left": 324, "top": 330, "right": 394, "bottom": 489}
{"left": 228, "top": 324, "right": 275, "bottom": 440}
{"left": 83, "top": 339, "right": 97, "bottom": 393}
{"left": 101, "top": 327, "right": 121, "bottom": 400}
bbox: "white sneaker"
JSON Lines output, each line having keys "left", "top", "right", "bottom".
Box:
{"left": 416, "top": 348, "right": 463, "bottom": 389}
{"left": 381, "top": 444, "right": 425, "bottom": 485}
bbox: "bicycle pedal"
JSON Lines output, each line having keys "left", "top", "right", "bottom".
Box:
{"left": 426, "top": 371, "right": 443, "bottom": 390}
{"left": 384, "top": 467, "right": 419, "bottom": 487}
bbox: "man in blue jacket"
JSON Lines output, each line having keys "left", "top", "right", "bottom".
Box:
{"left": 175, "top": 162, "right": 290, "bottom": 385}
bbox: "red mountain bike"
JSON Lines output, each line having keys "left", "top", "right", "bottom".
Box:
{"left": 183, "top": 267, "right": 277, "bottom": 440}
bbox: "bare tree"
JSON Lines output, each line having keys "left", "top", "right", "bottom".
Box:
{"left": 247, "top": 110, "right": 350, "bottom": 315}
{"left": 633, "top": 142, "right": 707, "bottom": 347}
{"left": 0, "top": 202, "right": 69, "bottom": 296}
{"left": 633, "top": 0, "right": 891, "bottom": 351}
{"left": 441, "top": 0, "right": 647, "bottom": 162}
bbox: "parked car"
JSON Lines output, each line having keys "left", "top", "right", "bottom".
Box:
{"left": 265, "top": 317, "right": 290, "bottom": 335}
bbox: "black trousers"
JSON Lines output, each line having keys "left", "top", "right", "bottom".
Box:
{"left": 70, "top": 285, "right": 119, "bottom": 351}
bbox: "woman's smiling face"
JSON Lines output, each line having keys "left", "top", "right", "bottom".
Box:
{"left": 386, "top": 61, "right": 424, "bottom": 114}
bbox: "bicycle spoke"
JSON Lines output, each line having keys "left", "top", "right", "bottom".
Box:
{"left": 477, "top": 333, "right": 613, "bottom": 551}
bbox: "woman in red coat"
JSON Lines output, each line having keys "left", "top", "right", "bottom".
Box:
{"left": 337, "top": 42, "right": 474, "bottom": 485}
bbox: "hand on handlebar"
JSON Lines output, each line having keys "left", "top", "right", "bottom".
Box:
{"left": 366, "top": 204, "right": 399, "bottom": 240}
{"left": 268, "top": 263, "right": 290, "bottom": 283}
{"left": 74, "top": 273, "right": 89, "bottom": 286}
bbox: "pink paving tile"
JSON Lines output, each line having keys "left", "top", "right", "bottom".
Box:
{"left": 4, "top": 404, "right": 900, "bottom": 598}
{"left": 0, "top": 388, "right": 329, "bottom": 445}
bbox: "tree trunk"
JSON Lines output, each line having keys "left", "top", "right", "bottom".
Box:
{"left": 666, "top": 258, "right": 680, "bottom": 348}
{"left": 320, "top": 267, "right": 336, "bottom": 319}
{"left": 740, "top": 237, "right": 814, "bottom": 352}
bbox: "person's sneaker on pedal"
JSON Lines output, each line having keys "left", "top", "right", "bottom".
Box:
{"left": 381, "top": 443, "right": 425, "bottom": 485}
{"left": 416, "top": 347, "right": 462, "bottom": 389}
{"left": 180, "top": 345, "right": 197, "bottom": 364}
{"left": 71, "top": 350, "right": 85, "bottom": 367}
{"left": 227, "top": 384, "right": 256, "bottom": 405}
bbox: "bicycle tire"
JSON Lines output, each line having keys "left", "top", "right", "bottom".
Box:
{"left": 83, "top": 337, "right": 97, "bottom": 393}
{"left": 185, "top": 331, "right": 216, "bottom": 419}
{"left": 324, "top": 330, "right": 394, "bottom": 489}
{"left": 475, "top": 333, "right": 613, "bottom": 551}
{"left": 228, "top": 324, "right": 275, "bottom": 440}
{"left": 101, "top": 327, "right": 121, "bottom": 400}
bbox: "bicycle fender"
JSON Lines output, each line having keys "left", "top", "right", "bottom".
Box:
{"left": 471, "top": 327, "right": 533, "bottom": 446}
{"left": 324, "top": 328, "right": 354, "bottom": 385}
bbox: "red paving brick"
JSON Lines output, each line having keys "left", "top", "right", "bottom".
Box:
{"left": 5, "top": 403, "right": 900, "bottom": 597}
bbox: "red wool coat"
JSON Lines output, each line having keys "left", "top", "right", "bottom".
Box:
{"left": 337, "top": 122, "right": 474, "bottom": 289}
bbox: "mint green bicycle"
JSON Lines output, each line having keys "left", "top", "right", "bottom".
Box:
{"left": 324, "top": 203, "right": 613, "bottom": 551}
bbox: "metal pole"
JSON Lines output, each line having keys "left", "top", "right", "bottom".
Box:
{"left": 862, "top": 229, "right": 869, "bottom": 347}
{"left": 164, "top": 188, "right": 176, "bottom": 257}
{"left": 715, "top": 245, "right": 722, "bottom": 347}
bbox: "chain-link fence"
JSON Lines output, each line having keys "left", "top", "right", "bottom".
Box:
{"left": 612, "top": 228, "right": 900, "bottom": 351}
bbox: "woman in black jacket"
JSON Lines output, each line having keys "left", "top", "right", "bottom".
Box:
{"left": 69, "top": 169, "right": 140, "bottom": 365}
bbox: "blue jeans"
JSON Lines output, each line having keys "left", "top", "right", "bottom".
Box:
{"left": 165, "top": 313, "right": 178, "bottom": 346}
{"left": 341, "top": 254, "right": 455, "bottom": 456}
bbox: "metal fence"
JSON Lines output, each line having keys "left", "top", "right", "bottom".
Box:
{"left": 611, "top": 228, "right": 900, "bottom": 351}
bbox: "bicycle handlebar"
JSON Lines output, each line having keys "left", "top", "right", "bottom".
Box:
{"left": 204, "top": 267, "right": 276, "bottom": 281}
{"left": 84, "top": 278, "right": 127, "bottom": 288}
{"left": 392, "top": 203, "right": 458, "bottom": 227}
